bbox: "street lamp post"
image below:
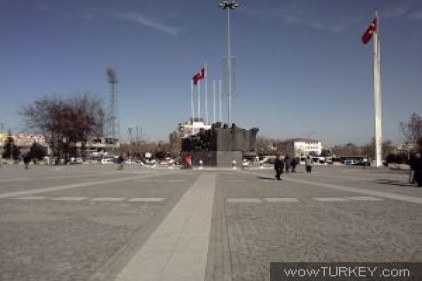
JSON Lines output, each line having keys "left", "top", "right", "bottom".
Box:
{"left": 219, "top": 0, "right": 239, "bottom": 126}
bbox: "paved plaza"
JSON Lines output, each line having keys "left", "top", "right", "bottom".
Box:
{"left": 0, "top": 164, "right": 421, "bottom": 281}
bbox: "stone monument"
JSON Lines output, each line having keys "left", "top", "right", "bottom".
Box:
{"left": 180, "top": 122, "right": 259, "bottom": 167}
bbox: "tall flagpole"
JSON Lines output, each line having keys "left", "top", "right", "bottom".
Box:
{"left": 373, "top": 11, "right": 383, "bottom": 167}
{"left": 198, "top": 81, "right": 201, "bottom": 122}
{"left": 191, "top": 81, "right": 195, "bottom": 124}
{"left": 219, "top": 79, "right": 222, "bottom": 122}
{"left": 227, "top": 6, "right": 232, "bottom": 126}
{"left": 205, "top": 64, "right": 209, "bottom": 124}
{"left": 213, "top": 80, "right": 216, "bottom": 124}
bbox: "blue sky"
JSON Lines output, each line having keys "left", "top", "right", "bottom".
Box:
{"left": 1, "top": 0, "right": 421, "bottom": 145}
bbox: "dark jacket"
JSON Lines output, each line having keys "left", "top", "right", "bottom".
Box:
{"left": 23, "top": 154, "right": 31, "bottom": 164}
{"left": 410, "top": 157, "right": 422, "bottom": 172}
{"left": 274, "top": 158, "right": 285, "bottom": 171}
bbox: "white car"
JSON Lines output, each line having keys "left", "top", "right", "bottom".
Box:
{"left": 101, "top": 158, "right": 114, "bottom": 164}
{"left": 159, "top": 158, "right": 175, "bottom": 165}
{"left": 344, "top": 159, "right": 358, "bottom": 165}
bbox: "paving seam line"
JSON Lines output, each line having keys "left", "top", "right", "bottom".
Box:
{"left": 232, "top": 169, "right": 422, "bottom": 205}
{"left": 0, "top": 171, "right": 182, "bottom": 199}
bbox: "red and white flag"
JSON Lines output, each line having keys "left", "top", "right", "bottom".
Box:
{"left": 192, "top": 68, "right": 205, "bottom": 85}
{"left": 362, "top": 17, "right": 377, "bottom": 44}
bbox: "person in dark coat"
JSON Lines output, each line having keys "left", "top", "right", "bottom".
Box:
{"left": 410, "top": 153, "right": 422, "bottom": 187}
{"left": 291, "top": 157, "right": 298, "bottom": 173}
{"left": 284, "top": 155, "right": 291, "bottom": 173}
{"left": 117, "top": 154, "right": 124, "bottom": 170}
{"left": 274, "top": 155, "right": 285, "bottom": 181}
{"left": 23, "top": 153, "right": 31, "bottom": 169}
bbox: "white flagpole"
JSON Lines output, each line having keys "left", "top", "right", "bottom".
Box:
{"left": 219, "top": 79, "right": 222, "bottom": 122}
{"left": 373, "top": 11, "right": 383, "bottom": 167}
{"left": 198, "top": 81, "right": 201, "bottom": 122}
{"left": 213, "top": 80, "right": 216, "bottom": 124}
{"left": 190, "top": 80, "right": 195, "bottom": 124}
{"left": 205, "top": 64, "right": 208, "bottom": 124}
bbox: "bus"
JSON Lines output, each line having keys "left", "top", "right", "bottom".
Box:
{"left": 340, "top": 156, "right": 370, "bottom": 166}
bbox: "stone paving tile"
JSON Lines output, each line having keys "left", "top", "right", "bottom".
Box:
{"left": 347, "top": 196, "right": 384, "bottom": 201}
{"left": 1, "top": 165, "right": 421, "bottom": 281}
{"left": 225, "top": 201, "right": 422, "bottom": 281}
{"left": 0, "top": 198, "right": 163, "bottom": 281}
{"left": 226, "top": 197, "right": 386, "bottom": 203}
{"left": 12, "top": 196, "right": 50, "bottom": 200}
{"left": 222, "top": 169, "right": 422, "bottom": 281}
{"left": 7, "top": 196, "right": 168, "bottom": 203}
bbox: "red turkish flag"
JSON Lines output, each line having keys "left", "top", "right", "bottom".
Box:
{"left": 192, "top": 68, "right": 205, "bottom": 85}
{"left": 362, "top": 18, "right": 377, "bottom": 44}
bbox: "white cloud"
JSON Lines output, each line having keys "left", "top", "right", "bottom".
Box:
{"left": 34, "top": 1, "right": 96, "bottom": 21}
{"left": 243, "top": 6, "right": 346, "bottom": 33}
{"left": 282, "top": 13, "right": 346, "bottom": 33}
{"left": 116, "top": 12, "right": 182, "bottom": 36}
{"left": 381, "top": 4, "right": 422, "bottom": 21}
{"left": 33, "top": 3, "right": 181, "bottom": 35}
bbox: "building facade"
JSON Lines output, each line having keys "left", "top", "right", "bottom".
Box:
{"left": 277, "top": 138, "right": 323, "bottom": 157}
{"left": 0, "top": 133, "right": 46, "bottom": 147}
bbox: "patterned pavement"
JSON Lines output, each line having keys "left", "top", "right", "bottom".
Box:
{"left": 0, "top": 164, "right": 421, "bottom": 281}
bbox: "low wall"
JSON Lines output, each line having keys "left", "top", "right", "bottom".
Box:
{"left": 388, "top": 163, "right": 410, "bottom": 171}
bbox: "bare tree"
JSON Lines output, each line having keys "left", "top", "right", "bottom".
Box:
{"left": 400, "top": 113, "right": 422, "bottom": 145}
{"left": 361, "top": 138, "right": 395, "bottom": 159}
{"left": 68, "top": 94, "right": 105, "bottom": 157}
{"left": 332, "top": 143, "right": 361, "bottom": 157}
{"left": 255, "top": 137, "right": 277, "bottom": 156}
{"left": 20, "top": 94, "right": 105, "bottom": 161}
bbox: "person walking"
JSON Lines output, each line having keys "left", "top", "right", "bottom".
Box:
{"left": 410, "top": 153, "right": 422, "bottom": 187}
{"left": 291, "top": 157, "right": 298, "bottom": 173}
{"left": 274, "top": 154, "right": 285, "bottom": 181}
{"left": 23, "top": 153, "right": 31, "bottom": 170}
{"left": 184, "top": 154, "right": 192, "bottom": 169}
{"left": 305, "top": 155, "right": 313, "bottom": 174}
{"left": 284, "top": 155, "right": 291, "bottom": 173}
{"left": 117, "top": 154, "right": 124, "bottom": 170}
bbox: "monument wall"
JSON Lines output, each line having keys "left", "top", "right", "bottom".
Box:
{"left": 181, "top": 123, "right": 258, "bottom": 167}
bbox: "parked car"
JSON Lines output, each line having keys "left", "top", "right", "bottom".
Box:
{"left": 124, "top": 159, "right": 136, "bottom": 165}
{"left": 73, "top": 157, "right": 83, "bottom": 164}
{"left": 101, "top": 158, "right": 114, "bottom": 164}
{"left": 344, "top": 159, "right": 358, "bottom": 165}
{"left": 159, "top": 157, "right": 175, "bottom": 165}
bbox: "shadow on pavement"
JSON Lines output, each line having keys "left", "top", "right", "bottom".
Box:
{"left": 257, "top": 176, "right": 277, "bottom": 181}
{"left": 375, "top": 179, "right": 415, "bottom": 187}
